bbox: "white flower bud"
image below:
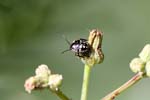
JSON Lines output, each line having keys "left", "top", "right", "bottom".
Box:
{"left": 48, "top": 74, "right": 63, "bottom": 91}
{"left": 24, "top": 77, "right": 36, "bottom": 93}
{"left": 35, "top": 64, "right": 51, "bottom": 77}
{"left": 145, "top": 61, "right": 150, "bottom": 77}
{"left": 130, "top": 58, "right": 145, "bottom": 73}
{"left": 139, "top": 44, "right": 150, "bottom": 62}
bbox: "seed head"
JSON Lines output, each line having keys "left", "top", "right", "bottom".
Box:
{"left": 81, "top": 29, "right": 104, "bottom": 67}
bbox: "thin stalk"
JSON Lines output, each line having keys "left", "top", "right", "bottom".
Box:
{"left": 101, "top": 72, "right": 144, "bottom": 100}
{"left": 51, "top": 89, "right": 70, "bottom": 100}
{"left": 80, "top": 64, "right": 91, "bottom": 100}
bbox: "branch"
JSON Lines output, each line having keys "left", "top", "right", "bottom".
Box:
{"left": 101, "top": 72, "right": 144, "bottom": 100}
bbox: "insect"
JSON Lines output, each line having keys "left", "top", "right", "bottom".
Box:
{"left": 62, "top": 38, "right": 92, "bottom": 58}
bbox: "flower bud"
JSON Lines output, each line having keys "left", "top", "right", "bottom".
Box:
{"left": 139, "top": 44, "right": 150, "bottom": 62}
{"left": 81, "top": 29, "right": 104, "bottom": 67}
{"left": 35, "top": 64, "right": 51, "bottom": 77}
{"left": 88, "top": 29, "right": 103, "bottom": 50}
{"left": 24, "top": 77, "right": 36, "bottom": 93}
{"left": 24, "top": 75, "right": 50, "bottom": 93}
{"left": 48, "top": 74, "right": 63, "bottom": 91}
{"left": 24, "top": 64, "right": 54, "bottom": 93}
{"left": 130, "top": 58, "right": 145, "bottom": 73}
{"left": 145, "top": 61, "right": 150, "bottom": 77}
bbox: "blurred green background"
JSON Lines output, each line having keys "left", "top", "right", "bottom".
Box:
{"left": 0, "top": 0, "right": 150, "bottom": 100}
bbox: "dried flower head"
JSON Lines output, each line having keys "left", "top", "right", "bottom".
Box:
{"left": 81, "top": 29, "right": 104, "bottom": 67}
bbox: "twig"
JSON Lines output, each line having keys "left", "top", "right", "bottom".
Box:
{"left": 101, "top": 72, "right": 144, "bottom": 100}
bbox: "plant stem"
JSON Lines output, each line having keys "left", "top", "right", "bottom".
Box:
{"left": 101, "top": 72, "right": 144, "bottom": 100}
{"left": 51, "top": 88, "right": 70, "bottom": 100}
{"left": 80, "top": 64, "right": 91, "bottom": 100}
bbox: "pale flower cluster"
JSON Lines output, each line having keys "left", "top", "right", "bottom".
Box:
{"left": 130, "top": 44, "right": 150, "bottom": 77}
{"left": 24, "top": 64, "right": 63, "bottom": 93}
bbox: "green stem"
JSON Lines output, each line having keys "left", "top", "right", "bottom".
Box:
{"left": 80, "top": 64, "right": 91, "bottom": 100}
{"left": 101, "top": 72, "right": 144, "bottom": 100}
{"left": 51, "top": 89, "right": 70, "bottom": 100}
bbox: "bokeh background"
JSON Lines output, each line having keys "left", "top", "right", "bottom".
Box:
{"left": 0, "top": 0, "right": 150, "bottom": 100}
